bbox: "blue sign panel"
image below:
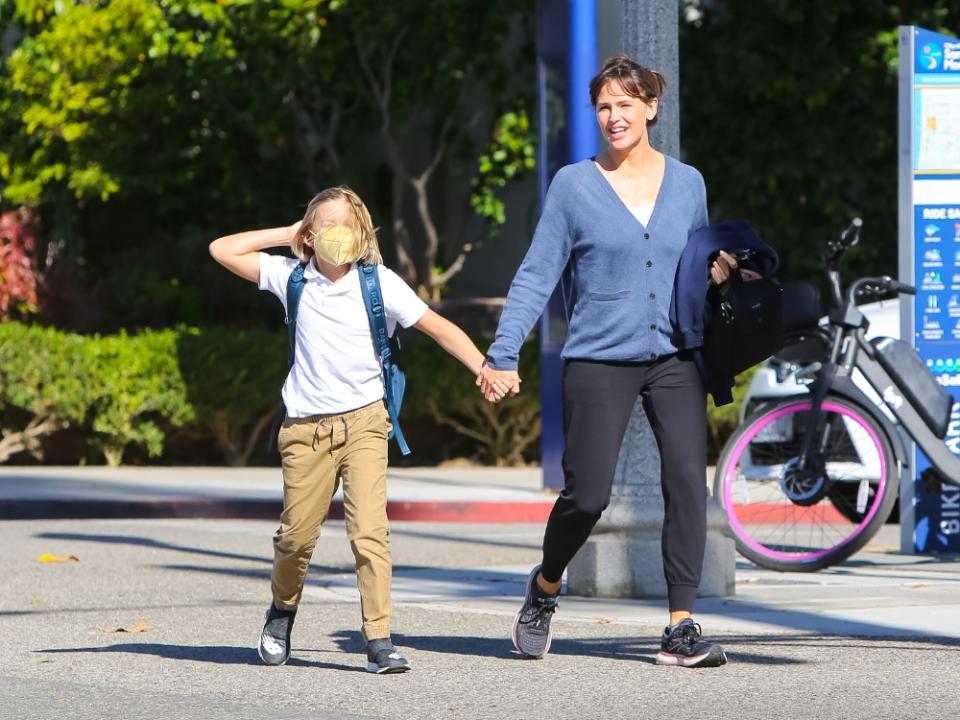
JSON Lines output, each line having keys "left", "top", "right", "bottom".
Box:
{"left": 906, "top": 27, "right": 960, "bottom": 553}
{"left": 913, "top": 203, "right": 960, "bottom": 551}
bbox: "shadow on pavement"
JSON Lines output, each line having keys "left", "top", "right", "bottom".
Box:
{"left": 38, "top": 526, "right": 540, "bottom": 558}
{"left": 35, "top": 644, "right": 364, "bottom": 672}
{"left": 389, "top": 526, "right": 541, "bottom": 551}
{"left": 36, "top": 531, "right": 271, "bottom": 565}
{"left": 156, "top": 562, "right": 524, "bottom": 595}
{"left": 329, "top": 631, "right": 809, "bottom": 666}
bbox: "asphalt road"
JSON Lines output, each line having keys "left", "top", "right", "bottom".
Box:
{"left": 3, "top": 518, "right": 957, "bottom": 720}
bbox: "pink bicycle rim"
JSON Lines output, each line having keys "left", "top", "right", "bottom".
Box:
{"left": 722, "top": 400, "right": 887, "bottom": 563}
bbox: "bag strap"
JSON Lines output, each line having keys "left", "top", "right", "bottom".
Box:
{"left": 358, "top": 262, "right": 410, "bottom": 455}
{"left": 285, "top": 261, "right": 309, "bottom": 368}
{"left": 359, "top": 263, "right": 391, "bottom": 365}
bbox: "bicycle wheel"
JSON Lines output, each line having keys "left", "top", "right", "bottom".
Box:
{"left": 713, "top": 395, "right": 899, "bottom": 572}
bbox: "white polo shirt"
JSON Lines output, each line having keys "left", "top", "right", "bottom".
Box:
{"left": 259, "top": 254, "right": 428, "bottom": 417}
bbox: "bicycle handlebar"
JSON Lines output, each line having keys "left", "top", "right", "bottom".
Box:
{"left": 887, "top": 279, "right": 917, "bottom": 296}
{"left": 840, "top": 217, "right": 863, "bottom": 247}
{"left": 824, "top": 217, "right": 863, "bottom": 267}
{"left": 846, "top": 275, "right": 916, "bottom": 306}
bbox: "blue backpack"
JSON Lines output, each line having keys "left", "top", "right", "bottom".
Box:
{"left": 285, "top": 261, "right": 410, "bottom": 455}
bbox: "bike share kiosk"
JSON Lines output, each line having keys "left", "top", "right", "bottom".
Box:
{"left": 898, "top": 26, "right": 960, "bottom": 553}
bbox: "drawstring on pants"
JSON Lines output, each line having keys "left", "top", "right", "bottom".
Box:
{"left": 312, "top": 416, "right": 350, "bottom": 453}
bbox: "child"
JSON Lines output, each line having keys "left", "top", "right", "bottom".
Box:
{"left": 209, "top": 186, "right": 510, "bottom": 673}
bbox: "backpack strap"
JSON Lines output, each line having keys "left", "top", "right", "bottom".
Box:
{"left": 359, "top": 263, "right": 411, "bottom": 455}
{"left": 285, "top": 261, "right": 309, "bottom": 368}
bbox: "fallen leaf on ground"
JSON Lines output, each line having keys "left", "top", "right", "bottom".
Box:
{"left": 98, "top": 622, "right": 149, "bottom": 634}
{"left": 38, "top": 554, "right": 79, "bottom": 563}
{"left": 597, "top": 618, "right": 612, "bottom": 624}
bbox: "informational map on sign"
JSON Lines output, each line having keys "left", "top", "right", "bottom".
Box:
{"left": 916, "top": 87, "right": 960, "bottom": 173}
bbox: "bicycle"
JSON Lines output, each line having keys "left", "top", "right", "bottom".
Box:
{"left": 713, "top": 218, "right": 960, "bottom": 571}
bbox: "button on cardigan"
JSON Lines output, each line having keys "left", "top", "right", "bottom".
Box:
{"left": 486, "top": 156, "right": 709, "bottom": 371}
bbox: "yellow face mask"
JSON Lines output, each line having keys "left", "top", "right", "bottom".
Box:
{"left": 311, "top": 225, "right": 361, "bottom": 266}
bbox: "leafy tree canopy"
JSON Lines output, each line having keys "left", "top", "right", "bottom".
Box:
{"left": 0, "top": 0, "right": 535, "bottom": 327}
{"left": 681, "top": 1, "right": 960, "bottom": 286}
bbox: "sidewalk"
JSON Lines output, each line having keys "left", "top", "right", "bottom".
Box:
{"left": 0, "top": 466, "right": 556, "bottom": 523}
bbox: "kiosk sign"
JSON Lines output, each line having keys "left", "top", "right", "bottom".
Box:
{"left": 899, "top": 27, "right": 960, "bottom": 553}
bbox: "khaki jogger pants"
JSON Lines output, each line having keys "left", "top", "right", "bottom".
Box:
{"left": 271, "top": 399, "right": 393, "bottom": 641}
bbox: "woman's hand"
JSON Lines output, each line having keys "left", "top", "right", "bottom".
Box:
{"left": 709, "top": 250, "right": 738, "bottom": 285}
{"left": 476, "top": 362, "right": 521, "bottom": 403}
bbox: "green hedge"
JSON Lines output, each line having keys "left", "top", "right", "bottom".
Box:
{"left": 0, "top": 321, "right": 749, "bottom": 466}
{"left": 0, "top": 323, "right": 92, "bottom": 462}
{"left": 0, "top": 322, "right": 288, "bottom": 466}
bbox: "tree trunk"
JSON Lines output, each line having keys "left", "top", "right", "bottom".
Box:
{"left": 0, "top": 414, "right": 65, "bottom": 463}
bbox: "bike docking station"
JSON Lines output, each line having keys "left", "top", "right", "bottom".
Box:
{"left": 707, "top": 27, "right": 960, "bottom": 574}
{"left": 898, "top": 26, "right": 960, "bottom": 555}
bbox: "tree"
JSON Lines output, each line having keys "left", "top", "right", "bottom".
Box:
{"left": 332, "top": 0, "right": 535, "bottom": 299}
{"left": 0, "top": 0, "right": 536, "bottom": 329}
{"left": 681, "top": 1, "right": 960, "bottom": 285}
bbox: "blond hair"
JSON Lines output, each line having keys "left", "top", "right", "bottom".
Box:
{"left": 292, "top": 185, "right": 383, "bottom": 265}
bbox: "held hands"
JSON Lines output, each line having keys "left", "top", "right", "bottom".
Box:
{"left": 476, "top": 361, "right": 522, "bottom": 403}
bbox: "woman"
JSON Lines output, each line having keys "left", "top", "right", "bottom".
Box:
{"left": 479, "top": 54, "right": 735, "bottom": 668}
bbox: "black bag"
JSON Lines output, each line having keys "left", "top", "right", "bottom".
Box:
{"left": 780, "top": 280, "right": 822, "bottom": 333}
{"left": 704, "top": 255, "right": 784, "bottom": 378}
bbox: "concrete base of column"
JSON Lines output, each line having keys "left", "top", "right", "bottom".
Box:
{"left": 567, "top": 498, "right": 736, "bottom": 600}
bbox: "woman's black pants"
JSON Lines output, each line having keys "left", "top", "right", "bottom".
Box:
{"left": 540, "top": 354, "right": 708, "bottom": 612}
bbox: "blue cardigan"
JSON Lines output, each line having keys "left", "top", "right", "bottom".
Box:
{"left": 486, "top": 156, "right": 708, "bottom": 370}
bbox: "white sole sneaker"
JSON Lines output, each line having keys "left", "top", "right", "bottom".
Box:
{"left": 511, "top": 565, "right": 555, "bottom": 659}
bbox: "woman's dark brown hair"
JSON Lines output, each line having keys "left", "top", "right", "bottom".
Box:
{"left": 589, "top": 54, "right": 667, "bottom": 126}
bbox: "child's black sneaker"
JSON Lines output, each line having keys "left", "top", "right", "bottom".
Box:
{"left": 511, "top": 564, "right": 559, "bottom": 658}
{"left": 365, "top": 638, "right": 411, "bottom": 674}
{"left": 257, "top": 603, "right": 296, "bottom": 666}
{"left": 655, "top": 618, "right": 727, "bottom": 668}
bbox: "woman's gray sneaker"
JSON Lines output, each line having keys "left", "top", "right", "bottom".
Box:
{"left": 257, "top": 603, "right": 296, "bottom": 666}
{"left": 511, "top": 564, "right": 559, "bottom": 658}
{"left": 655, "top": 618, "right": 727, "bottom": 668}
{"left": 366, "top": 638, "right": 411, "bottom": 674}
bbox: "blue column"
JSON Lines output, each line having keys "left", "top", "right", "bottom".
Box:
{"left": 568, "top": 0, "right": 599, "bottom": 163}
{"left": 538, "top": 0, "right": 597, "bottom": 490}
